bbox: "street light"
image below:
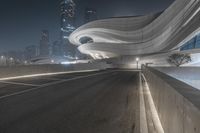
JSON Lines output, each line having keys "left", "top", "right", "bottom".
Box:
{"left": 0, "top": 56, "right": 4, "bottom": 66}
{"left": 136, "top": 57, "right": 140, "bottom": 69}
{"left": 51, "top": 60, "right": 55, "bottom": 63}
{"left": 24, "top": 61, "right": 28, "bottom": 65}
{"left": 9, "top": 57, "right": 14, "bottom": 66}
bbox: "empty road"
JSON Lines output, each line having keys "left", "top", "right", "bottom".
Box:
{"left": 0, "top": 70, "right": 140, "bottom": 133}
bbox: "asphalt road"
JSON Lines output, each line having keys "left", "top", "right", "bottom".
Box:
{"left": 0, "top": 70, "right": 140, "bottom": 133}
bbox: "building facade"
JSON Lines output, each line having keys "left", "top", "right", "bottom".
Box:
{"left": 52, "top": 41, "right": 63, "bottom": 56}
{"left": 39, "top": 30, "right": 50, "bottom": 56}
{"left": 60, "top": 0, "right": 76, "bottom": 40}
{"left": 69, "top": 0, "right": 200, "bottom": 60}
{"left": 60, "top": 0, "right": 76, "bottom": 57}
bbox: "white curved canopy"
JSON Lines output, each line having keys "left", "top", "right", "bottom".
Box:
{"left": 70, "top": 0, "right": 200, "bottom": 59}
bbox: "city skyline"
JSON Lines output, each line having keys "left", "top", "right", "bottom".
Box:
{"left": 0, "top": 0, "right": 174, "bottom": 52}
{"left": 0, "top": 0, "right": 200, "bottom": 132}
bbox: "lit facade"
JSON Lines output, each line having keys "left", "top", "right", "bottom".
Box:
{"left": 59, "top": 0, "right": 76, "bottom": 57}
{"left": 52, "top": 41, "right": 62, "bottom": 56}
{"left": 69, "top": 0, "right": 200, "bottom": 60}
{"left": 60, "top": 0, "right": 76, "bottom": 40}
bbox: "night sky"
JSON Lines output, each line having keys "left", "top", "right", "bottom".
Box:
{"left": 0, "top": 0, "right": 174, "bottom": 52}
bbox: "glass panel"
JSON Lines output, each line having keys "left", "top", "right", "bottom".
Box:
{"left": 180, "top": 37, "right": 196, "bottom": 51}
{"left": 195, "top": 34, "right": 200, "bottom": 48}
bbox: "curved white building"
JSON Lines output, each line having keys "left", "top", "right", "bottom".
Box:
{"left": 70, "top": 0, "right": 200, "bottom": 60}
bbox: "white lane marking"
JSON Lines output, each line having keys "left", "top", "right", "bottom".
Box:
{"left": 0, "top": 69, "right": 99, "bottom": 81}
{"left": 142, "top": 74, "right": 165, "bottom": 133}
{"left": 139, "top": 72, "right": 148, "bottom": 133}
{"left": 0, "top": 81, "right": 40, "bottom": 87}
{"left": 0, "top": 71, "right": 114, "bottom": 100}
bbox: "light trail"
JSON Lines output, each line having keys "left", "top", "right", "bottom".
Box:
{"left": 0, "top": 69, "right": 99, "bottom": 81}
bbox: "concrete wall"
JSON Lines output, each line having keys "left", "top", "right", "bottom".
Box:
{"left": 143, "top": 67, "right": 200, "bottom": 133}
{"left": 0, "top": 62, "right": 111, "bottom": 79}
{"left": 155, "top": 67, "right": 200, "bottom": 89}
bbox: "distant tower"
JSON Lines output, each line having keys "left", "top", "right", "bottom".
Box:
{"left": 52, "top": 41, "right": 62, "bottom": 56}
{"left": 85, "top": 8, "right": 97, "bottom": 23}
{"left": 59, "top": 0, "right": 76, "bottom": 57}
{"left": 60, "top": 0, "right": 76, "bottom": 40}
{"left": 39, "top": 30, "right": 50, "bottom": 56}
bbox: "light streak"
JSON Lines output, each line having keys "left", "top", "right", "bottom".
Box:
{"left": 0, "top": 70, "right": 99, "bottom": 81}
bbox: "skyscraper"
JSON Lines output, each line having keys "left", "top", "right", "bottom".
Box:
{"left": 85, "top": 8, "right": 97, "bottom": 23}
{"left": 39, "top": 30, "right": 50, "bottom": 56}
{"left": 60, "top": 0, "right": 76, "bottom": 40}
{"left": 59, "top": 0, "right": 76, "bottom": 57}
{"left": 52, "top": 41, "right": 62, "bottom": 56}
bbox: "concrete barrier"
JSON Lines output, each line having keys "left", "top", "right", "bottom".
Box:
{"left": 155, "top": 67, "right": 200, "bottom": 89}
{"left": 0, "top": 62, "right": 111, "bottom": 79}
{"left": 142, "top": 67, "right": 200, "bottom": 133}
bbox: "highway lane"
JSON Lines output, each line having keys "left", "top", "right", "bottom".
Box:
{"left": 0, "top": 70, "right": 140, "bottom": 133}
{"left": 0, "top": 70, "right": 102, "bottom": 97}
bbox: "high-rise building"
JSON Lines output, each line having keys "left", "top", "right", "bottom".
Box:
{"left": 60, "top": 0, "right": 76, "bottom": 40}
{"left": 85, "top": 8, "right": 97, "bottom": 23}
{"left": 59, "top": 0, "right": 76, "bottom": 57}
{"left": 39, "top": 30, "right": 50, "bottom": 56}
{"left": 52, "top": 41, "right": 62, "bottom": 56}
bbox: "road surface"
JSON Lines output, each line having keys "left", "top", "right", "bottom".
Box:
{"left": 0, "top": 70, "right": 140, "bottom": 133}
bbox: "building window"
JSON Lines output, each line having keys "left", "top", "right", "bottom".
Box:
{"left": 180, "top": 33, "right": 200, "bottom": 51}
{"left": 195, "top": 34, "right": 200, "bottom": 48}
